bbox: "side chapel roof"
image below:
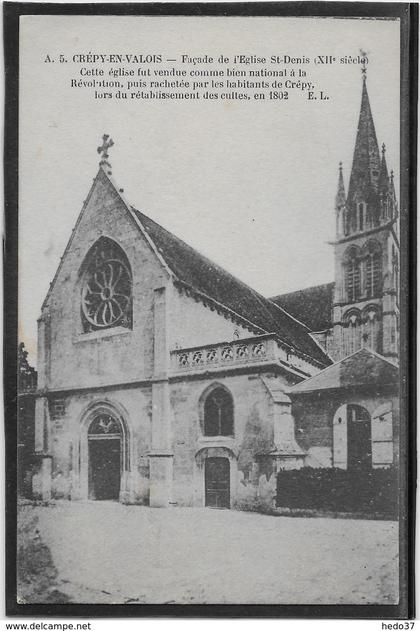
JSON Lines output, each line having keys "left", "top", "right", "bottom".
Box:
{"left": 288, "top": 348, "right": 398, "bottom": 394}
{"left": 270, "top": 282, "right": 334, "bottom": 332}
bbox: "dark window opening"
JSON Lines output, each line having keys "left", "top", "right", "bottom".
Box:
{"left": 204, "top": 388, "right": 234, "bottom": 436}
{"left": 358, "top": 203, "right": 365, "bottom": 231}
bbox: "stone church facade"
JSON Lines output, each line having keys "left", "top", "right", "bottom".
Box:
{"left": 32, "top": 74, "right": 400, "bottom": 509}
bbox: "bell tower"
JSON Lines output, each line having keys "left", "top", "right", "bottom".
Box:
{"left": 331, "top": 69, "right": 399, "bottom": 362}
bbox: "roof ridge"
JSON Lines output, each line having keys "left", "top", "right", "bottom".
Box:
{"left": 269, "top": 281, "right": 335, "bottom": 302}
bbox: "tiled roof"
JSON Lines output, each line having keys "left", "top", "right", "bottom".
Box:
{"left": 288, "top": 348, "right": 398, "bottom": 394}
{"left": 131, "top": 207, "right": 331, "bottom": 366}
{"left": 270, "top": 282, "right": 334, "bottom": 332}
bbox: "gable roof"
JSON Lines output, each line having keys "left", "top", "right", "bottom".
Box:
{"left": 270, "top": 282, "right": 334, "bottom": 332}
{"left": 42, "top": 163, "right": 330, "bottom": 368}
{"left": 130, "top": 207, "right": 331, "bottom": 366}
{"left": 288, "top": 348, "right": 398, "bottom": 394}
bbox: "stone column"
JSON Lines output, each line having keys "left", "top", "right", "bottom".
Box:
{"left": 149, "top": 287, "right": 173, "bottom": 507}
{"left": 271, "top": 392, "right": 306, "bottom": 471}
{"left": 33, "top": 396, "right": 52, "bottom": 501}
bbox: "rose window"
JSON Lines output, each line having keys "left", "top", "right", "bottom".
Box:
{"left": 81, "top": 238, "right": 132, "bottom": 332}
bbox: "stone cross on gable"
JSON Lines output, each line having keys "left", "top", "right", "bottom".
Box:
{"left": 97, "top": 134, "right": 114, "bottom": 164}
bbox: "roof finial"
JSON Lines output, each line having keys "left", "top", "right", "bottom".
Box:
{"left": 360, "top": 49, "right": 368, "bottom": 82}
{"left": 382, "top": 142, "right": 386, "bottom": 156}
{"left": 97, "top": 134, "right": 114, "bottom": 168}
{"left": 339, "top": 161, "right": 343, "bottom": 171}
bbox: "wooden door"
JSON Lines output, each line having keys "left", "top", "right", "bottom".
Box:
{"left": 88, "top": 438, "right": 121, "bottom": 500}
{"left": 205, "top": 457, "right": 230, "bottom": 508}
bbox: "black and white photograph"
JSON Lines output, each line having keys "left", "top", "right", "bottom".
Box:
{"left": 6, "top": 2, "right": 415, "bottom": 618}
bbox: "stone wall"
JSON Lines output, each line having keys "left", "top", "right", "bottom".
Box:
{"left": 170, "top": 371, "right": 294, "bottom": 508}
{"left": 170, "top": 288, "right": 253, "bottom": 350}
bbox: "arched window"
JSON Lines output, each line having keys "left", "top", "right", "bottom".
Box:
{"left": 363, "top": 241, "right": 382, "bottom": 298}
{"left": 343, "top": 309, "right": 362, "bottom": 356}
{"left": 358, "top": 202, "right": 365, "bottom": 231}
{"left": 80, "top": 237, "right": 132, "bottom": 333}
{"left": 343, "top": 247, "right": 361, "bottom": 302}
{"left": 361, "top": 305, "right": 382, "bottom": 353}
{"left": 204, "top": 387, "right": 234, "bottom": 437}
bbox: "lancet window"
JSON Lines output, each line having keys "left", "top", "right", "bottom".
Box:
{"left": 203, "top": 387, "right": 234, "bottom": 437}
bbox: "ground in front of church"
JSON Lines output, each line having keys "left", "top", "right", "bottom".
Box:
{"left": 17, "top": 502, "right": 398, "bottom": 605}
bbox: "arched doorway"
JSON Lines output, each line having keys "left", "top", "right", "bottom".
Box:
{"left": 194, "top": 446, "right": 237, "bottom": 508}
{"left": 347, "top": 405, "right": 372, "bottom": 470}
{"left": 333, "top": 403, "right": 372, "bottom": 470}
{"left": 205, "top": 457, "right": 230, "bottom": 508}
{"left": 88, "top": 414, "right": 122, "bottom": 500}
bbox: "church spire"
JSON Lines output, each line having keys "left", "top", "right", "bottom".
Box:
{"left": 378, "top": 143, "right": 389, "bottom": 191}
{"left": 346, "top": 73, "right": 382, "bottom": 233}
{"left": 335, "top": 162, "right": 346, "bottom": 237}
{"left": 347, "top": 76, "right": 381, "bottom": 200}
{"left": 335, "top": 162, "right": 346, "bottom": 209}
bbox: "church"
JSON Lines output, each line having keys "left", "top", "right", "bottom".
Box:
{"left": 31, "top": 73, "right": 400, "bottom": 510}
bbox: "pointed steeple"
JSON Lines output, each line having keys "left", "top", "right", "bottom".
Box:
{"left": 348, "top": 77, "right": 381, "bottom": 200}
{"left": 389, "top": 170, "right": 397, "bottom": 210}
{"left": 378, "top": 143, "right": 389, "bottom": 192}
{"left": 335, "top": 162, "right": 346, "bottom": 236}
{"left": 346, "top": 75, "right": 382, "bottom": 232}
{"left": 335, "top": 162, "right": 346, "bottom": 209}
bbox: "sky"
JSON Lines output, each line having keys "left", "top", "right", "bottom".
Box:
{"left": 19, "top": 15, "right": 400, "bottom": 363}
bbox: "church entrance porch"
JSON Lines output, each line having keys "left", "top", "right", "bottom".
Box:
{"left": 205, "top": 457, "right": 230, "bottom": 508}
{"left": 71, "top": 401, "right": 135, "bottom": 503}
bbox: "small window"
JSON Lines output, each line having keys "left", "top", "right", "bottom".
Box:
{"left": 345, "top": 254, "right": 361, "bottom": 302}
{"left": 364, "top": 241, "right": 382, "bottom": 299}
{"left": 204, "top": 387, "right": 234, "bottom": 436}
{"left": 358, "top": 203, "right": 365, "bottom": 231}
